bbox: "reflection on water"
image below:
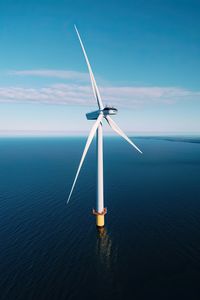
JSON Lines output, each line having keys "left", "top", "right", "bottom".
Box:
{"left": 95, "top": 227, "right": 123, "bottom": 299}
{"left": 96, "top": 227, "right": 113, "bottom": 270}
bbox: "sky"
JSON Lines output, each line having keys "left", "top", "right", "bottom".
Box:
{"left": 0, "top": 0, "right": 200, "bottom": 136}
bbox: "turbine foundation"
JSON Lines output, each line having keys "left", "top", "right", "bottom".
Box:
{"left": 92, "top": 208, "right": 107, "bottom": 227}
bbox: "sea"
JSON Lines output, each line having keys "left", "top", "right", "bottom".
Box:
{"left": 0, "top": 136, "right": 200, "bottom": 300}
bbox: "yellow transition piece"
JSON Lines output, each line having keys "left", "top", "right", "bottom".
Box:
{"left": 96, "top": 214, "right": 105, "bottom": 227}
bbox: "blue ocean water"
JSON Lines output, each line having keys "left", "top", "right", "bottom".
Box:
{"left": 0, "top": 136, "right": 200, "bottom": 300}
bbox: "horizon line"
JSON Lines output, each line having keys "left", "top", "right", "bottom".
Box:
{"left": 0, "top": 130, "right": 199, "bottom": 137}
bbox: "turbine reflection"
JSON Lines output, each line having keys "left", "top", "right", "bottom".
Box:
{"left": 96, "top": 227, "right": 113, "bottom": 269}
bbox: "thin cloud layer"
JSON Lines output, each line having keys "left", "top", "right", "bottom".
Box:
{"left": 9, "top": 69, "right": 89, "bottom": 81}
{"left": 0, "top": 84, "right": 199, "bottom": 107}
{"left": 1, "top": 69, "right": 199, "bottom": 107}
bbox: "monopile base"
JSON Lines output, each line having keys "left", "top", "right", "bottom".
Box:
{"left": 92, "top": 208, "right": 107, "bottom": 227}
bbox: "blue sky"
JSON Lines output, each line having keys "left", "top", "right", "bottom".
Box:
{"left": 0, "top": 0, "right": 200, "bottom": 135}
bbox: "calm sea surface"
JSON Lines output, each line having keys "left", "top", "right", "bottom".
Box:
{"left": 0, "top": 137, "right": 200, "bottom": 300}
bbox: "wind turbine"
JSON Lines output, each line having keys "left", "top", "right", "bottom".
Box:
{"left": 67, "top": 25, "right": 142, "bottom": 228}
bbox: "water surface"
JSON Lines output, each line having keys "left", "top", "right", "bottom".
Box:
{"left": 0, "top": 137, "right": 200, "bottom": 299}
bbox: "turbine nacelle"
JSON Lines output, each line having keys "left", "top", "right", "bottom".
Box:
{"left": 86, "top": 106, "right": 118, "bottom": 120}
{"left": 103, "top": 106, "right": 118, "bottom": 116}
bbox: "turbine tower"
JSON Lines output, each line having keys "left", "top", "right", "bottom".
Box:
{"left": 67, "top": 26, "right": 142, "bottom": 228}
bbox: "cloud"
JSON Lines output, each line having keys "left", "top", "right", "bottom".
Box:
{"left": 0, "top": 83, "right": 199, "bottom": 108}
{"left": 1, "top": 69, "right": 199, "bottom": 107}
{"left": 101, "top": 86, "right": 200, "bottom": 106}
{"left": 9, "top": 69, "right": 89, "bottom": 81}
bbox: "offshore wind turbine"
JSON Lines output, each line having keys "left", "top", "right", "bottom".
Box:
{"left": 67, "top": 25, "right": 142, "bottom": 228}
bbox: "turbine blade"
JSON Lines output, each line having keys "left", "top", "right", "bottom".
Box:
{"left": 74, "top": 25, "right": 104, "bottom": 110}
{"left": 105, "top": 116, "right": 143, "bottom": 154}
{"left": 67, "top": 114, "right": 103, "bottom": 204}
